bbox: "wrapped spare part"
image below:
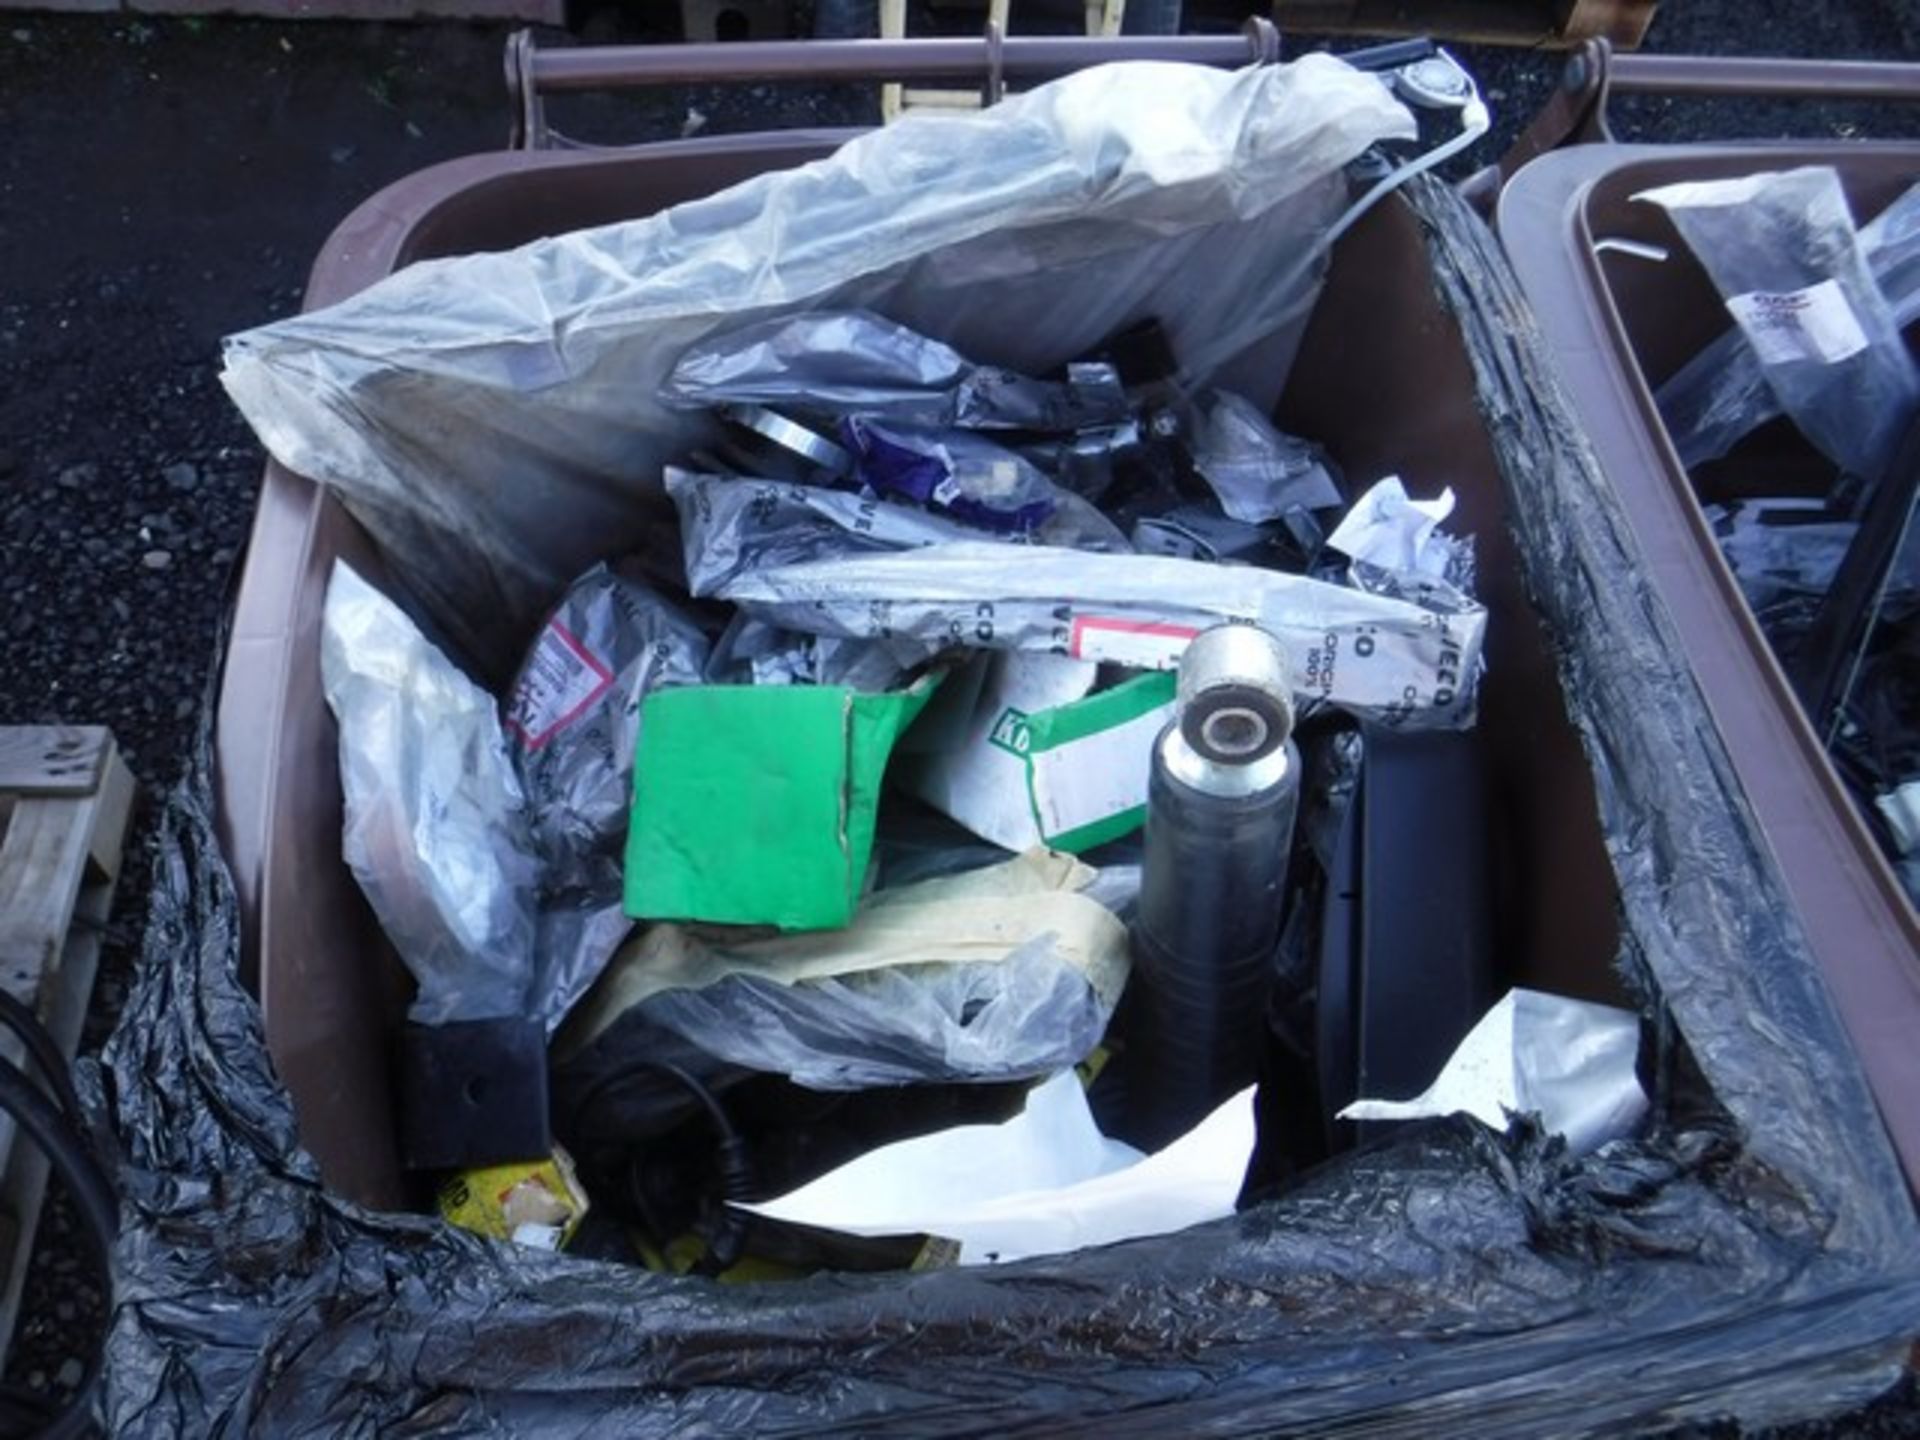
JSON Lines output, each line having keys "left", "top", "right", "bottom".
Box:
{"left": 662, "top": 308, "right": 1133, "bottom": 432}
{"left": 505, "top": 561, "right": 710, "bottom": 886}
{"left": 559, "top": 849, "right": 1128, "bottom": 1091}
{"left": 1638, "top": 166, "right": 1920, "bottom": 490}
{"left": 718, "top": 540, "right": 1485, "bottom": 730}
{"left": 504, "top": 562, "right": 712, "bottom": 1026}
{"left": 1187, "top": 390, "right": 1342, "bottom": 521}
{"left": 320, "top": 561, "right": 539, "bottom": 1027}
{"left": 666, "top": 467, "right": 1125, "bottom": 602}
{"left": 841, "top": 419, "right": 1060, "bottom": 534}
{"left": 1656, "top": 180, "right": 1920, "bottom": 470}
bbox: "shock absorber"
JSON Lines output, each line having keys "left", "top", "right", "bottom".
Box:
{"left": 1123, "top": 622, "right": 1300, "bottom": 1151}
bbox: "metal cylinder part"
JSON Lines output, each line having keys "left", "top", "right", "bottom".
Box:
{"left": 1174, "top": 623, "right": 1296, "bottom": 768}
{"left": 1122, "top": 624, "right": 1300, "bottom": 1151}
{"left": 721, "top": 403, "right": 853, "bottom": 477}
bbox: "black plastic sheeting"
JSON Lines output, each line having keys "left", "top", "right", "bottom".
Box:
{"left": 94, "top": 175, "right": 1920, "bottom": 1437}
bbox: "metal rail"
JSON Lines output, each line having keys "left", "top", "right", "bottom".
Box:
{"left": 507, "top": 21, "right": 1306, "bottom": 148}
{"left": 1607, "top": 52, "right": 1920, "bottom": 104}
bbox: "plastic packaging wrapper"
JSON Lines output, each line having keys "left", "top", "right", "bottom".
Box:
{"left": 505, "top": 563, "right": 710, "bottom": 1024}
{"left": 1339, "top": 989, "right": 1648, "bottom": 1158}
{"left": 560, "top": 848, "right": 1127, "bottom": 1089}
{"left": 1865, "top": 178, "right": 1920, "bottom": 324}
{"left": 103, "top": 170, "right": 1920, "bottom": 1435}
{"left": 707, "top": 613, "right": 933, "bottom": 693}
{"left": 222, "top": 58, "right": 1414, "bottom": 671}
{"left": 667, "top": 467, "right": 1124, "bottom": 603}
{"left": 720, "top": 539, "right": 1486, "bottom": 729}
{"left": 629, "top": 947, "right": 1111, "bottom": 1092}
{"left": 664, "top": 309, "right": 1131, "bottom": 432}
{"left": 1658, "top": 181, "right": 1920, "bottom": 470}
{"left": 1189, "top": 390, "right": 1342, "bottom": 520}
{"left": 319, "top": 561, "right": 538, "bottom": 1025}
{"left": 843, "top": 418, "right": 1058, "bottom": 533}
{"left": 1638, "top": 167, "right": 1920, "bottom": 485}
{"left": 1706, "top": 496, "right": 1920, "bottom": 627}
{"left": 1131, "top": 506, "right": 1278, "bottom": 562}
{"left": 745, "top": 1071, "right": 1256, "bottom": 1266}
{"left": 506, "top": 562, "right": 710, "bottom": 882}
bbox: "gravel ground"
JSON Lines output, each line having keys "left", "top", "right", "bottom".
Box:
{"left": 1, "top": 4, "right": 1917, "bottom": 1431}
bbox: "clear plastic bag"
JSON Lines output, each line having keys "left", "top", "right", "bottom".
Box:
{"left": 1706, "top": 497, "right": 1920, "bottom": 619}
{"left": 319, "top": 561, "right": 539, "bottom": 1025}
{"left": 221, "top": 58, "right": 1414, "bottom": 670}
{"left": 1189, "top": 390, "right": 1341, "bottom": 521}
{"left": 666, "top": 467, "right": 1127, "bottom": 602}
{"left": 1657, "top": 182, "right": 1920, "bottom": 470}
{"left": 557, "top": 849, "right": 1129, "bottom": 1089}
{"left": 705, "top": 613, "right": 935, "bottom": 693}
{"left": 637, "top": 943, "right": 1110, "bottom": 1090}
{"left": 1639, "top": 167, "right": 1920, "bottom": 484}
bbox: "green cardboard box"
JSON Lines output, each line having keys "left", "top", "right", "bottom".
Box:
{"left": 624, "top": 675, "right": 940, "bottom": 931}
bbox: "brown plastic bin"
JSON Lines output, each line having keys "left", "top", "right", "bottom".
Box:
{"left": 215, "top": 58, "right": 1631, "bottom": 1210}
{"left": 1496, "top": 64, "right": 1920, "bottom": 1193}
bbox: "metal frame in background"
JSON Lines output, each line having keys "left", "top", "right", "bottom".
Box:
{"left": 505, "top": 22, "right": 1286, "bottom": 148}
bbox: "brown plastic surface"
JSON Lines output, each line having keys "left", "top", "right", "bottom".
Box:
{"left": 220, "top": 133, "right": 1626, "bottom": 1209}
{"left": 1499, "top": 142, "right": 1920, "bottom": 1193}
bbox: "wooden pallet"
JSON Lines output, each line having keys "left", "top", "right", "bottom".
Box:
{"left": 0, "top": 728, "right": 136, "bottom": 1359}
{"left": 1273, "top": 0, "right": 1657, "bottom": 50}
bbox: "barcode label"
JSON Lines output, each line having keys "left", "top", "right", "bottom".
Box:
{"left": 1725, "top": 279, "right": 1869, "bottom": 367}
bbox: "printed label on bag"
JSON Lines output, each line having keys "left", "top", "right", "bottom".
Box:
{"left": 1725, "top": 279, "right": 1870, "bottom": 367}
{"left": 1068, "top": 616, "right": 1199, "bottom": 669}
{"left": 506, "top": 622, "right": 614, "bottom": 749}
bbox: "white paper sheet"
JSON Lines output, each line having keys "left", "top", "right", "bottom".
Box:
{"left": 743, "top": 1072, "right": 1257, "bottom": 1264}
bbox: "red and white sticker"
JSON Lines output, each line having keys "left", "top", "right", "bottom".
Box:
{"left": 1068, "top": 616, "right": 1199, "bottom": 669}
{"left": 505, "top": 622, "right": 613, "bottom": 750}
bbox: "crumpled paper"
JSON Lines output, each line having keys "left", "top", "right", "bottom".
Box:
{"left": 1326, "top": 476, "right": 1459, "bottom": 578}
{"left": 1339, "top": 988, "right": 1647, "bottom": 1157}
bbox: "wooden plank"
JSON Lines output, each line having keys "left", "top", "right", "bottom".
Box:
{"left": 0, "top": 800, "right": 94, "bottom": 1011}
{"left": 898, "top": 88, "right": 986, "bottom": 110}
{"left": 0, "top": 810, "right": 120, "bottom": 1357}
{"left": 0, "top": 734, "right": 137, "bottom": 1362}
{"left": 1555, "top": 0, "right": 1656, "bottom": 46}
{"left": 0, "top": 728, "right": 105, "bottom": 799}
{"left": 85, "top": 750, "right": 137, "bottom": 887}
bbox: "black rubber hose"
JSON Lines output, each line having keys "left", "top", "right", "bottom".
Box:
{"left": 0, "top": 994, "right": 85, "bottom": 1133}
{"left": 571, "top": 1059, "right": 754, "bottom": 1271}
{"left": 0, "top": 1061, "right": 117, "bottom": 1440}
{"left": 573, "top": 1059, "right": 741, "bottom": 1157}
